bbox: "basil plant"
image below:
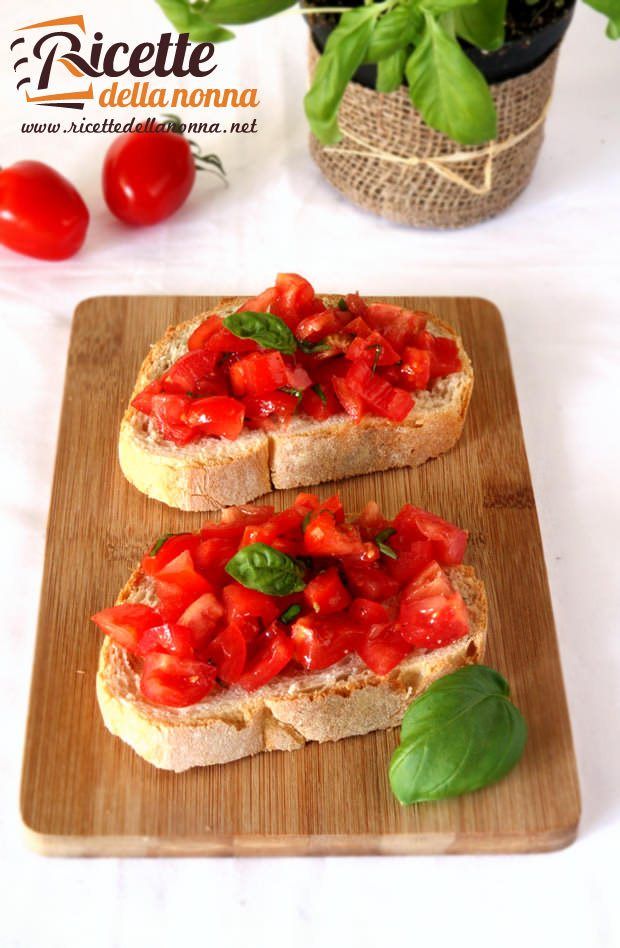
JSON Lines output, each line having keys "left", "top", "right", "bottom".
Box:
{"left": 156, "top": 0, "right": 620, "bottom": 145}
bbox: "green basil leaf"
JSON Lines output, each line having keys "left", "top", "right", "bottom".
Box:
{"left": 154, "top": 1, "right": 235, "bottom": 41}
{"left": 199, "top": 0, "right": 297, "bottom": 25}
{"left": 225, "top": 542, "right": 306, "bottom": 596}
{"left": 389, "top": 665, "right": 527, "bottom": 804}
{"left": 420, "top": 0, "right": 480, "bottom": 16}
{"left": 305, "top": 6, "right": 382, "bottom": 144}
{"left": 581, "top": 0, "right": 620, "bottom": 39}
{"left": 405, "top": 14, "right": 497, "bottom": 144}
{"left": 337, "top": 298, "right": 348, "bottom": 311}
{"left": 223, "top": 311, "right": 297, "bottom": 353}
{"left": 280, "top": 603, "right": 302, "bottom": 624}
{"left": 376, "top": 48, "right": 408, "bottom": 93}
{"left": 365, "top": 6, "right": 421, "bottom": 62}
{"left": 452, "top": 0, "right": 507, "bottom": 51}
{"left": 298, "top": 340, "right": 331, "bottom": 354}
{"left": 377, "top": 539, "right": 398, "bottom": 559}
{"left": 280, "top": 385, "right": 303, "bottom": 400}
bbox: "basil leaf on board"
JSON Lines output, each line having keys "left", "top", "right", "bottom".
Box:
{"left": 365, "top": 5, "right": 421, "bottom": 62}
{"left": 389, "top": 665, "right": 527, "bottom": 804}
{"left": 305, "top": 6, "right": 382, "bottom": 144}
{"left": 225, "top": 542, "right": 306, "bottom": 596}
{"left": 223, "top": 311, "right": 297, "bottom": 353}
{"left": 376, "top": 48, "right": 408, "bottom": 93}
{"left": 452, "top": 0, "right": 507, "bottom": 51}
{"left": 154, "top": 1, "right": 235, "bottom": 41}
{"left": 196, "top": 0, "right": 297, "bottom": 25}
{"left": 405, "top": 13, "right": 497, "bottom": 145}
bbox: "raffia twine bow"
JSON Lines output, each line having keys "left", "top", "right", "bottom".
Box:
{"left": 323, "top": 97, "right": 552, "bottom": 196}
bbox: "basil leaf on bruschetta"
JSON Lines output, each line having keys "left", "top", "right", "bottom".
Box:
{"left": 224, "top": 310, "right": 297, "bottom": 354}
{"left": 225, "top": 541, "right": 306, "bottom": 596}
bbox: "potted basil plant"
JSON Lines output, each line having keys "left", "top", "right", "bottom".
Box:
{"left": 156, "top": 0, "right": 619, "bottom": 227}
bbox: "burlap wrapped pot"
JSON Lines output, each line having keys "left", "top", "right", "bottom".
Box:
{"left": 308, "top": 42, "right": 560, "bottom": 228}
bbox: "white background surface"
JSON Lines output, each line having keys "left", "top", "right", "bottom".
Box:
{"left": 2, "top": 1, "right": 619, "bottom": 946}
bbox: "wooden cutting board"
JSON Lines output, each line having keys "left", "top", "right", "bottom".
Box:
{"left": 20, "top": 295, "right": 580, "bottom": 856}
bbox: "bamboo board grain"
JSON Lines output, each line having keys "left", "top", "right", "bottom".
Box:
{"left": 20, "top": 295, "right": 580, "bottom": 857}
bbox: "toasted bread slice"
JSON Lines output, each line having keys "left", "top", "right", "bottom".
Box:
{"left": 119, "top": 297, "right": 473, "bottom": 509}
{"left": 96, "top": 565, "right": 487, "bottom": 772}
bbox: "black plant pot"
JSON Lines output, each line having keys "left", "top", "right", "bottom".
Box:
{"left": 306, "top": 0, "right": 575, "bottom": 87}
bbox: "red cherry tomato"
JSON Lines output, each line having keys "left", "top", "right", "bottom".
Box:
{"left": 103, "top": 129, "right": 196, "bottom": 226}
{"left": 0, "top": 161, "right": 88, "bottom": 260}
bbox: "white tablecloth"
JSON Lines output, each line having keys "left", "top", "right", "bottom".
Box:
{"left": 2, "top": 2, "right": 619, "bottom": 946}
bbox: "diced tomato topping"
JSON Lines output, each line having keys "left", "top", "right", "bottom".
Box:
{"left": 391, "top": 505, "right": 468, "bottom": 564}
{"left": 140, "top": 653, "right": 217, "bottom": 708}
{"left": 348, "top": 598, "right": 390, "bottom": 627}
{"left": 237, "top": 625, "right": 295, "bottom": 691}
{"left": 331, "top": 376, "right": 364, "bottom": 421}
{"left": 273, "top": 273, "right": 317, "bottom": 326}
{"left": 154, "top": 550, "right": 213, "bottom": 621}
{"left": 398, "top": 561, "right": 469, "bottom": 648}
{"left": 237, "top": 286, "right": 277, "bottom": 314}
{"left": 356, "top": 624, "right": 412, "bottom": 675}
{"left": 342, "top": 561, "right": 400, "bottom": 600}
{"left": 141, "top": 533, "right": 201, "bottom": 577}
{"left": 344, "top": 293, "right": 368, "bottom": 317}
{"left": 386, "top": 541, "right": 436, "bottom": 584}
{"left": 150, "top": 393, "right": 196, "bottom": 445}
{"left": 300, "top": 382, "right": 340, "bottom": 421}
{"left": 230, "top": 351, "right": 288, "bottom": 397}
{"left": 91, "top": 603, "right": 162, "bottom": 654}
{"left": 204, "top": 327, "right": 258, "bottom": 355}
{"left": 220, "top": 504, "right": 275, "bottom": 525}
{"left": 178, "top": 592, "right": 224, "bottom": 647}
{"left": 346, "top": 331, "right": 400, "bottom": 368}
{"left": 304, "top": 511, "right": 376, "bottom": 559}
{"left": 194, "top": 537, "right": 239, "bottom": 586}
{"left": 162, "top": 349, "right": 219, "bottom": 396}
{"left": 295, "top": 308, "right": 345, "bottom": 343}
{"left": 184, "top": 395, "right": 245, "bottom": 439}
{"left": 187, "top": 314, "right": 223, "bottom": 350}
{"left": 345, "top": 361, "right": 413, "bottom": 422}
{"left": 400, "top": 347, "right": 431, "bottom": 390}
{"left": 365, "top": 303, "right": 427, "bottom": 349}
{"left": 222, "top": 584, "right": 280, "bottom": 627}
{"left": 243, "top": 390, "right": 299, "bottom": 425}
{"left": 136, "top": 623, "right": 196, "bottom": 659}
{"left": 291, "top": 613, "right": 358, "bottom": 671}
{"left": 343, "top": 316, "right": 372, "bottom": 337}
{"left": 355, "top": 501, "right": 390, "bottom": 538}
{"left": 415, "top": 330, "right": 461, "bottom": 378}
{"left": 132, "top": 379, "right": 163, "bottom": 414}
{"left": 304, "top": 567, "right": 351, "bottom": 615}
{"left": 285, "top": 363, "right": 313, "bottom": 391}
{"left": 205, "top": 620, "right": 247, "bottom": 684}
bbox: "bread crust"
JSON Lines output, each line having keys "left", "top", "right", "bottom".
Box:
{"left": 96, "top": 565, "right": 487, "bottom": 772}
{"left": 118, "top": 297, "right": 473, "bottom": 510}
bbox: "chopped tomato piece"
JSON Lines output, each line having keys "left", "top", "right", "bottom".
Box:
{"left": 343, "top": 316, "right": 372, "bottom": 337}
{"left": 237, "top": 625, "right": 295, "bottom": 691}
{"left": 398, "top": 561, "right": 469, "bottom": 648}
{"left": 140, "top": 653, "right": 216, "bottom": 707}
{"left": 365, "top": 303, "right": 427, "bottom": 349}
{"left": 243, "top": 390, "right": 299, "bottom": 425}
{"left": 348, "top": 598, "right": 390, "bottom": 627}
{"left": 355, "top": 501, "right": 390, "bottom": 538}
{"left": 295, "top": 309, "right": 346, "bottom": 343}
{"left": 132, "top": 379, "right": 162, "bottom": 414}
{"left": 285, "top": 363, "right": 313, "bottom": 391}
{"left": 222, "top": 584, "right": 280, "bottom": 627}
{"left": 237, "top": 286, "right": 277, "bottom": 314}
{"left": 391, "top": 505, "right": 468, "bottom": 564}
{"left": 293, "top": 492, "right": 344, "bottom": 523}
{"left": 304, "top": 511, "right": 375, "bottom": 558}
{"left": 415, "top": 331, "right": 461, "bottom": 378}
{"left": 300, "top": 382, "right": 340, "bottom": 421}
{"left": 154, "top": 550, "right": 213, "bottom": 620}
{"left": 204, "top": 327, "right": 258, "bottom": 355}
{"left": 91, "top": 603, "right": 162, "bottom": 654}
{"left": 178, "top": 592, "right": 224, "bottom": 647}
{"left": 345, "top": 361, "right": 413, "bottom": 422}
{"left": 274, "top": 273, "right": 317, "bottom": 325}
{"left": 184, "top": 395, "right": 245, "bottom": 439}
{"left": 400, "top": 347, "right": 431, "bottom": 390}
{"left": 187, "top": 314, "right": 222, "bottom": 350}
{"left": 386, "top": 541, "right": 436, "bottom": 584}
{"left": 150, "top": 393, "right": 196, "bottom": 445}
{"left": 332, "top": 376, "right": 364, "bottom": 420}
{"left": 230, "top": 351, "right": 288, "bottom": 397}
{"left": 220, "top": 504, "right": 275, "bottom": 525}
{"left": 162, "top": 349, "right": 219, "bottom": 396}
{"left": 346, "top": 331, "right": 400, "bottom": 367}
{"left": 344, "top": 293, "right": 368, "bottom": 317}
{"left": 205, "top": 620, "right": 247, "bottom": 684}
{"left": 304, "top": 567, "right": 351, "bottom": 615}
{"left": 136, "top": 623, "right": 196, "bottom": 659}
{"left": 194, "top": 537, "right": 239, "bottom": 585}
{"left": 291, "top": 614, "right": 358, "bottom": 671}
{"left": 357, "top": 624, "right": 412, "bottom": 675}
{"left": 342, "top": 561, "right": 400, "bottom": 600}
{"left": 141, "top": 533, "right": 201, "bottom": 577}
